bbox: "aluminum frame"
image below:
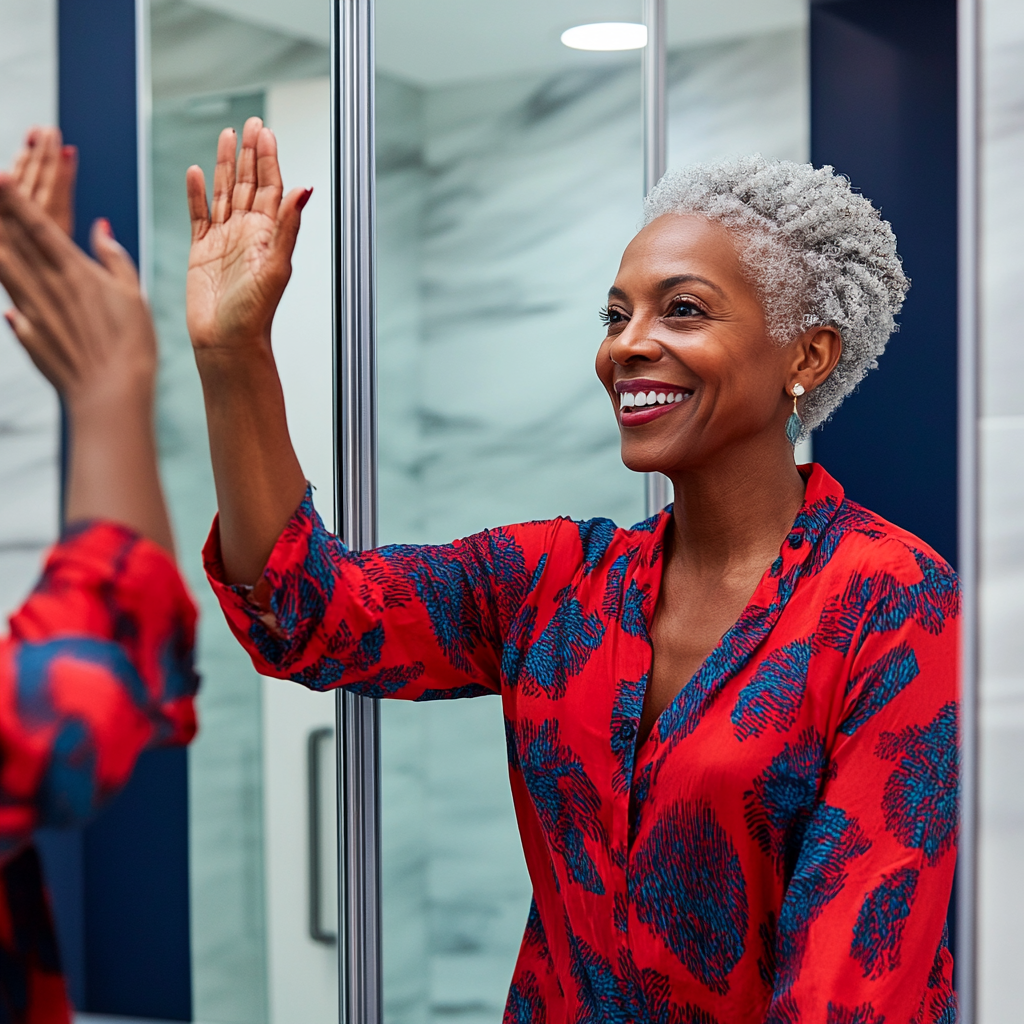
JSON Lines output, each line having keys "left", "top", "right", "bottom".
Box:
{"left": 332, "top": 0, "right": 382, "bottom": 1021}
{"left": 642, "top": 0, "right": 673, "bottom": 518}
{"left": 955, "top": 0, "right": 981, "bottom": 1017}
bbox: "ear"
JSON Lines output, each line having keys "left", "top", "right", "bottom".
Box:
{"left": 788, "top": 325, "right": 842, "bottom": 391}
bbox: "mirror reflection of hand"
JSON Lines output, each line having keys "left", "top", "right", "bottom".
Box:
{"left": 0, "top": 176, "right": 156, "bottom": 410}
{"left": 185, "top": 116, "right": 310, "bottom": 354}
{"left": 10, "top": 126, "right": 77, "bottom": 237}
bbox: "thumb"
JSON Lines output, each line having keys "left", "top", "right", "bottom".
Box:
{"left": 272, "top": 186, "right": 311, "bottom": 265}
{"left": 90, "top": 218, "right": 139, "bottom": 286}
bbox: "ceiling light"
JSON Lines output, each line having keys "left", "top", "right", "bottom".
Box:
{"left": 560, "top": 22, "right": 648, "bottom": 51}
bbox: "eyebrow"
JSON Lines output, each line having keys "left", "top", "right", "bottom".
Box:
{"left": 608, "top": 274, "right": 726, "bottom": 300}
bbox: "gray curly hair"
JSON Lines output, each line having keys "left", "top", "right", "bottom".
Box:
{"left": 642, "top": 155, "right": 909, "bottom": 435}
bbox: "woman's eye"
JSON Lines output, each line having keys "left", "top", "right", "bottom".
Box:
{"left": 667, "top": 299, "right": 703, "bottom": 318}
{"left": 599, "top": 306, "right": 628, "bottom": 327}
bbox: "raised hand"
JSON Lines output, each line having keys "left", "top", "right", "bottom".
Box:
{"left": 186, "top": 116, "right": 311, "bottom": 352}
{"left": 0, "top": 174, "right": 174, "bottom": 552}
{"left": 10, "top": 126, "right": 77, "bottom": 237}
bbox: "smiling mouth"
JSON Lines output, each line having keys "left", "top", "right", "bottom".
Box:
{"left": 615, "top": 379, "right": 695, "bottom": 424}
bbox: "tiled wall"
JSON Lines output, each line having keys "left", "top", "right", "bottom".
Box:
{"left": 377, "top": 27, "right": 808, "bottom": 1024}
{"left": 0, "top": 0, "right": 59, "bottom": 618}
{"left": 979, "top": 1, "right": 1024, "bottom": 1019}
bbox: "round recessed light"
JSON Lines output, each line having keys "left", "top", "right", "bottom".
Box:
{"left": 560, "top": 22, "right": 648, "bottom": 52}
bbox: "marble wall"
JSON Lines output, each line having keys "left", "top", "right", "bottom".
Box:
{"left": 0, "top": 0, "right": 60, "bottom": 619}
{"left": 979, "top": 1, "right": 1024, "bottom": 1019}
{"left": 376, "top": 27, "right": 808, "bottom": 1024}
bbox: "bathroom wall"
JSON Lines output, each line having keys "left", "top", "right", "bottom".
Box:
{"left": 0, "top": 0, "right": 59, "bottom": 617}
{"left": 979, "top": 1, "right": 1024, "bottom": 1020}
{"left": 376, "top": 26, "right": 809, "bottom": 1024}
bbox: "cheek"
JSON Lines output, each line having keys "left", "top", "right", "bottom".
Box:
{"left": 594, "top": 338, "right": 614, "bottom": 384}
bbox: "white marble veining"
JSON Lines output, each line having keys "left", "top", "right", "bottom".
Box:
{"left": 0, "top": 0, "right": 59, "bottom": 619}
{"left": 978, "top": 1, "right": 1024, "bottom": 1020}
{"left": 376, "top": 26, "right": 808, "bottom": 1024}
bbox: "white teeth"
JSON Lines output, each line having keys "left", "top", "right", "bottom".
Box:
{"left": 656, "top": 393, "right": 666, "bottom": 404}
{"left": 666, "top": 393, "right": 675, "bottom": 403}
{"left": 675, "top": 392, "right": 685, "bottom": 402}
{"left": 620, "top": 392, "right": 636, "bottom": 409}
{"left": 634, "top": 392, "right": 647, "bottom": 407}
{"left": 646, "top": 391, "right": 657, "bottom": 405}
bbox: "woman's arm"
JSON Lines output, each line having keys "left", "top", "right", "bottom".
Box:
{"left": 185, "top": 116, "right": 311, "bottom": 584}
{"left": 0, "top": 153, "right": 198, "bottom": 853}
{"left": 0, "top": 173, "right": 173, "bottom": 552}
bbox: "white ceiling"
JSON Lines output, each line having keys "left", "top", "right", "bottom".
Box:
{"left": 188, "top": 0, "right": 806, "bottom": 85}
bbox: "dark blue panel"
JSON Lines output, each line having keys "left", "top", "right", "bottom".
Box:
{"left": 84, "top": 749, "right": 192, "bottom": 1020}
{"left": 58, "top": 1, "right": 193, "bottom": 1018}
{"left": 810, "top": 0, "right": 958, "bottom": 567}
{"left": 59, "top": 0, "right": 139, "bottom": 262}
{"left": 34, "top": 829, "right": 84, "bottom": 1007}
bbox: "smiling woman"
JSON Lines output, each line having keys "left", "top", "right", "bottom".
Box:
{"left": 189, "top": 122, "right": 958, "bottom": 1022}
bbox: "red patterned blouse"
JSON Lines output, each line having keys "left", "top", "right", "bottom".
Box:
{"left": 0, "top": 521, "right": 198, "bottom": 1023}
{"left": 207, "top": 463, "right": 958, "bottom": 1024}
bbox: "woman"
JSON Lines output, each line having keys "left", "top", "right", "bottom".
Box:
{"left": 0, "top": 130, "right": 198, "bottom": 1021}
{"left": 189, "top": 117, "right": 957, "bottom": 1023}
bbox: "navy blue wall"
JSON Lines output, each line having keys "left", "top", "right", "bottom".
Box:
{"left": 809, "top": 0, "right": 959, "bottom": 961}
{"left": 810, "top": 0, "right": 959, "bottom": 567}
{"left": 34, "top": 1, "right": 194, "bottom": 1019}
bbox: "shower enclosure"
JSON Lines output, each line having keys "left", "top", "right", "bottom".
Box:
{"left": 146, "top": 2, "right": 984, "bottom": 1022}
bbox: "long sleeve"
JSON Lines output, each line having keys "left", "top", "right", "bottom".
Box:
{"left": 0, "top": 520, "right": 198, "bottom": 860}
{"left": 764, "top": 542, "right": 959, "bottom": 1024}
{"left": 204, "top": 487, "right": 556, "bottom": 699}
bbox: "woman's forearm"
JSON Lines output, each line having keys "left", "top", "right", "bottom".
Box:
{"left": 195, "top": 339, "right": 307, "bottom": 585}
{"left": 64, "top": 384, "right": 175, "bottom": 554}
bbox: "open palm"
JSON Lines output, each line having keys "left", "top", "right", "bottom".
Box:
{"left": 186, "top": 117, "right": 310, "bottom": 351}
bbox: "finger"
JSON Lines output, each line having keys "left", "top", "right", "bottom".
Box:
{"left": 232, "top": 116, "right": 263, "bottom": 213}
{"left": 186, "top": 165, "right": 211, "bottom": 241}
{"left": 252, "top": 127, "right": 284, "bottom": 219}
{"left": 35, "top": 129, "right": 64, "bottom": 208}
{"left": 17, "top": 127, "right": 46, "bottom": 197}
{"left": 90, "top": 218, "right": 139, "bottom": 286}
{"left": 210, "top": 127, "right": 237, "bottom": 224}
{"left": 271, "top": 186, "right": 311, "bottom": 267}
{"left": 52, "top": 146, "right": 77, "bottom": 236}
{"left": 10, "top": 128, "right": 36, "bottom": 186}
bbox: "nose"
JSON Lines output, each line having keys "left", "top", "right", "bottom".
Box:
{"left": 607, "top": 313, "right": 664, "bottom": 366}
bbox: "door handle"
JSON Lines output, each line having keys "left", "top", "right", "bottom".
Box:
{"left": 308, "top": 726, "right": 337, "bottom": 945}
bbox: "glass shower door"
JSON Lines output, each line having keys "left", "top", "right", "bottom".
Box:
{"left": 373, "top": 2, "right": 811, "bottom": 1021}
{"left": 146, "top": 2, "right": 337, "bottom": 1021}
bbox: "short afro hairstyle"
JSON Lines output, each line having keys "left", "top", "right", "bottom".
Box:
{"left": 642, "top": 155, "right": 909, "bottom": 436}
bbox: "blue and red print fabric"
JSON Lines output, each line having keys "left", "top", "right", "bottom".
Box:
{"left": 206, "top": 463, "right": 958, "bottom": 1024}
{"left": 0, "top": 522, "right": 198, "bottom": 1023}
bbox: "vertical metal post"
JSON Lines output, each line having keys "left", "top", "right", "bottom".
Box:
{"left": 642, "top": 0, "right": 672, "bottom": 517}
{"left": 332, "top": 1, "right": 382, "bottom": 1022}
{"left": 956, "top": 0, "right": 980, "bottom": 1017}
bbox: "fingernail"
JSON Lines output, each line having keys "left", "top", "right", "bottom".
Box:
{"left": 98, "top": 218, "right": 113, "bottom": 237}
{"left": 297, "top": 187, "right": 313, "bottom": 211}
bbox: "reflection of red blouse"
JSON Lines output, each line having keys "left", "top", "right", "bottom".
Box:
{"left": 0, "top": 522, "right": 198, "bottom": 1023}
{"left": 207, "top": 463, "right": 958, "bottom": 1023}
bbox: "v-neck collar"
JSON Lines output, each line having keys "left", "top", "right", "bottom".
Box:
{"left": 627, "top": 463, "right": 846, "bottom": 764}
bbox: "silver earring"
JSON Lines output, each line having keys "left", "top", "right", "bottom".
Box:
{"left": 786, "top": 383, "right": 805, "bottom": 445}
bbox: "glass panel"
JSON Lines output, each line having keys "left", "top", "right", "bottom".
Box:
{"left": 376, "top": 6, "right": 645, "bottom": 1021}
{"left": 979, "top": 0, "right": 1024, "bottom": 1016}
{"left": 665, "top": 0, "right": 810, "bottom": 463}
{"left": 376, "top": 2, "right": 808, "bottom": 1022}
{"left": 146, "top": 3, "right": 335, "bottom": 1021}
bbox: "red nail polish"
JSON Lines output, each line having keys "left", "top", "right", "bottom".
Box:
{"left": 297, "top": 187, "right": 313, "bottom": 211}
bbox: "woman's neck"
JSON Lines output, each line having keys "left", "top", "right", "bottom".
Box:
{"left": 665, "top": 437, "right": 807, "bottom": 576}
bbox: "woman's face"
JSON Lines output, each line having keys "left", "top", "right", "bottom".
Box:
{"left": 595, "top": 213, "right": 800, "bottom": 476}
